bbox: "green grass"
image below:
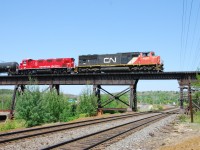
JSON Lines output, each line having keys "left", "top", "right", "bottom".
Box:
{"left": 194, "top": 111, "right": 200, "bottom": 123}
{"left": 179, "top": 114, "right": 187, "bottom": 122}
{"left": 0, "top": 119, "right": 25, "bottom": 132}
{"left": 179, "top": 111, "right": 200, "bottom": 123}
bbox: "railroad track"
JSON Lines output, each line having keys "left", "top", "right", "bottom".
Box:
{"left": 42, "top": 108, "right": 179, "bottom": 150}
{"left": 0, "top": 111, "right": 153, "bottom": 145}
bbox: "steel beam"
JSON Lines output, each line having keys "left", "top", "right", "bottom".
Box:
{"left": 101, "top": 88, "right": 130, "bottom": 107}
{"left": 188, "top": 77, "right": 193, "bottom": 123}
{"left": 100, "top": 87, "right": 129, "bottom": 107}
{"left": 50, "top": 84, "right": 60, "bottom": 95}
{"left": 55, "top": 85, "right": 60, "bottom": 95}
{"left": 0, "top": 71, "right": 199, "bottom": 86}
{"left": 129, "top": 80, "right": 138, "bottom": 111}
{"left": 96, "top": 85, "right": 101, "bottom": 108}
{"left": 180, "top": 86, "right": 184, "bottom": 109}
{"left": 10, "top": 85, "right": 19, "bottom": 118}
{"left": 93, "top": 85, "right": 102, "bottom": 108}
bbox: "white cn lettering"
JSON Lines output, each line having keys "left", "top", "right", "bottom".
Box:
{"left": 104, "top": 57, "right": 117, "bottom": 63}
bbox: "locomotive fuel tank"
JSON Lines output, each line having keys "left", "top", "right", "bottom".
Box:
{"left": 0, "top": 62, "right": 18, "bottom": 73}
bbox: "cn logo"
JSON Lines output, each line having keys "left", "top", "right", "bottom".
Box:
{"left": 104, "top": 57, "right": 117, "bottom": 63}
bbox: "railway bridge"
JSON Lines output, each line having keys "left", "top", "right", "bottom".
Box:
{"left": 0, "top": 71, "right": 199, "bottom": 117}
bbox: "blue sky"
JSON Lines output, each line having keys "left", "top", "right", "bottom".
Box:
{"left": 0, "top": 0, "right": 200, "bottom": 95}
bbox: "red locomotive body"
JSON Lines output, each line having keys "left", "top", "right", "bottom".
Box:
{"left": 18, "top": 58, "right": 75, "bottom": 74}
{"left": 132, "top": 52, "right": 162, "bottom": 65}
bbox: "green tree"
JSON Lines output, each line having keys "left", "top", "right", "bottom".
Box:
{"left": 15, "top": 85, "right": 77, "bottom": 127}
{"left": 42, "top": 90, "right": 74, "bottom": 122}
{"left": 15, "top": 86, "right": 44, "bottom": 127}
{"left": 77, "top": 86, "right": 97, "bottom": 116}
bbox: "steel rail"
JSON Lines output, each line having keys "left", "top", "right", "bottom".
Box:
{"left": 0, "top": 112, "right": 150, "bottom": 144}
{"left": 42, "top": 109, "right": 179, "bottom": 150}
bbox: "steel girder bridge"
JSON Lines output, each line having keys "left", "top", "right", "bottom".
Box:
{"left": 0, "top": 71, "right": 199, "bottom": 117}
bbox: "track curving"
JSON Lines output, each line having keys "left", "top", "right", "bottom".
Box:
{"left": 42, "top": 108, "right": 179, "bottom": 150}
{"left": 0, "top": 112, "right": 150, "bottom": 145}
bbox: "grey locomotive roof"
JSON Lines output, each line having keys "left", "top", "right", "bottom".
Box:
{"left": 79, "top": 52, "right": 152, "bottom": 57}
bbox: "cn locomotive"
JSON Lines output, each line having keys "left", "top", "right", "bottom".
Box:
{"left": 0, "top": 51, "right": 163, "bottom": 75}
{"left": 77, "top": 51, "right": 163, "bottom": 73}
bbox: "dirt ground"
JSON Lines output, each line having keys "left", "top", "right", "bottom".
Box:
{"left": 137, "top": 119, "right": 200, "bottom": 150}
{"left": 158, "top": 122, "right": 200, "bottom": 150}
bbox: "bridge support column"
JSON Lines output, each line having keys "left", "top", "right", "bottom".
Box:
{"left": 50, "top": 84, "right": 60, "bottom": 95}
{"left": 94, "top": 85, "right": 131, "bottom": 113}
{"left": 93, "top": 85, "right": 102, "bottom": 109}
{"left": 129, "top": 80, "right": 138, "bottom": 112}
{"left": 10, "top": 85, "right": 25, "bottom": 119}
{"left": 180, "top": 86, "right": 184, "bottom": 109}
{"left": 55, "top": 85, "right": 60, "bottom": 95}
{"left": 188, "top": 77, "right": 193, "bottom": 123}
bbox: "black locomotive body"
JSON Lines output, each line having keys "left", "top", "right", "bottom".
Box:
{"left": 0, "top": 62, "right": 19, "bottom": 74}
{"left": 77, "top": 51, "right": 163, "bottom": 73}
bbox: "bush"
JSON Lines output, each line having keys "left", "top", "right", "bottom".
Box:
{"left": 15, "top": 86, "right": 44, "bottom": 127}
{"left": 42, "top": 90, "right": 77, "bottom": 122}
{"left": 194, "top": 111, "right": 200, "bottom": 123}
{"left": 77, "top": 86, "right": 97, "bottom": 116}
{"left": 179, "top": 114, "right": 187, "bottom": 122}
{"left": 15, "top": 85, "right": 78, "bottom": 127}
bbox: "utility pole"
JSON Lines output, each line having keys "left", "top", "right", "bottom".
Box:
{"left": 188, "top": 76, "right": 193, "bottom": 123}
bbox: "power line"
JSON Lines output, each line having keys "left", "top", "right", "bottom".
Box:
{"left": 191, "top": 0, "right": 200, "bottom": 70}
{"left": 194, "top": 36, "right": 200, "bottom": 69}
{"left": 180, "top": 0, "right": 186, "bottom": 69}
{"left": 182, "top": 0, "right": 193, "bottom": 70}
{"left": 181, "top": 0, "right": 188, "bottom": 70}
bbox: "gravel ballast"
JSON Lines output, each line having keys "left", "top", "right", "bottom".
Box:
{"left": 105, "top": 114, "right": 178, "bottom": 150}
{"left": 0, "top": 113, "right": 178, "bottom": 150}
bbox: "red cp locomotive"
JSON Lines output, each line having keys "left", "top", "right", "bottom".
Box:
{"left": 18, "top": 58, "right": 75, "bottom": 75}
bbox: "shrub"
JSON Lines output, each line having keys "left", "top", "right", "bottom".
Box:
{"left": 77, "top": 86, "right": 97, "bottom": 116}
{"left": 194, "top": 111, "right": 200, "bottom": 123}
{"left": 15, "top": 85, "right": 78, "bottom": 127}
{"left": 15, "top": 86, "right": 44, "bottom": 127}
{"left": 42, "top": 90, "right": 76, "bottom": 122}
{"left": 179, "top": 114, "right": 187, "bottom": 122}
